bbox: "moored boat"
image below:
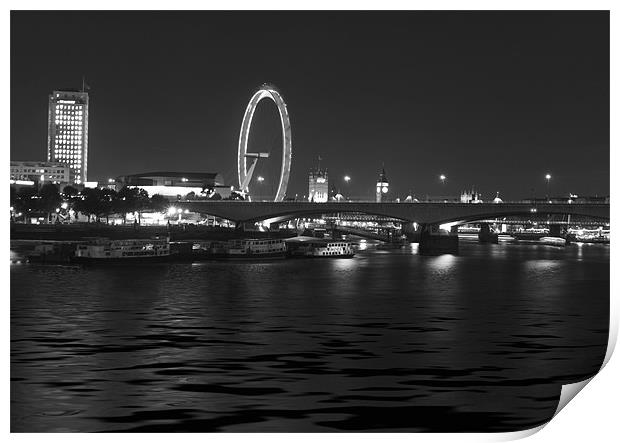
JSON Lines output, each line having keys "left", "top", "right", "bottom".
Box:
{"left": 539, "top": 236, "right": 567, "bottom": 247}
{"left": 286, "top": 237, "right": 355, "bottom": 258}
{"left": 511, "top": 228, "right": 549, "bottom": 241}
{"left": 193, "top": 238, "right": 288, "bottom": 260}
{"left": 73, "top": 237, "right": 171, "bottom": 264}
{"left": 27, "top": 242, "right": 76, "bottom": 264}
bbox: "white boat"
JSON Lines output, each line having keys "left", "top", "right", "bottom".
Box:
{"left": 287, "top": 237, "right": 355, "bottom": 258}
{"left": 73, "top": 237, "right": 171, "bottom": 264}
{"left": 194, "top": 238, "right": 287, "bottom": 260}
{"left": 539, "top": 236, "right": 567, "bottom": 247}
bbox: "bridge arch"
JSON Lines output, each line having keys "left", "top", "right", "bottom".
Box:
{"left": 426, "top": 210, "right": 610, "bottom": 227}
{"left": 238, "top": 84, "right": 292, "bottom": 202}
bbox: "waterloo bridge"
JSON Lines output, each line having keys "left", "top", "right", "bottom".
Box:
{"left": 176, "top": 200, "right": 608, "bottom": 225}
{"left": 178, "top": 84, "right": 610, "bottom": 253}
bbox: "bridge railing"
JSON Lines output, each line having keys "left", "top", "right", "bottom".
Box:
{"left": 185, "top": 199, "right": 609, "bottom": 205}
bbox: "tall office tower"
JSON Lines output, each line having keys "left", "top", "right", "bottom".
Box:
{"left": 47, "top": 90, "right": 89, "bottom": 184}
{"left": 308, "top": 167, "right": 329, "bottom": 202}
{"left": 376, "top": 166, "right": 389, "bottom": 202}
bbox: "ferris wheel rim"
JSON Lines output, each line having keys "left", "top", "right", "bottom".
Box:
{"left": 237, "top": 85, "right": 292, "bottom": 202}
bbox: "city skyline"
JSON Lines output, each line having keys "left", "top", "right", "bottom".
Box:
{"left": 10, "top": 11, "right": 609, "bottom": 199}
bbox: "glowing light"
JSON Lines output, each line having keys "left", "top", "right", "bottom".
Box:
{"left": 382, "top": 186, "right": 388, "bottom": 193}
{"left": 177, "top": 208, "right": 183, "bottom": 214}
{"left": 167, "top": 206, "right": 177, "bottom": 215}
{"left": 344, "top": 175, "right": 351, "bottom": 182}
{"left": 439, "top": 222, "right": 459, "bottom": 231}
{"left": 545, "top": 174, "right": 551, "bottom": 180}
{"left": 61, "top": 202, "right": 68, "bottom": 209}
{"left": 257, "top": 176, "right": 265, "bottom": 183}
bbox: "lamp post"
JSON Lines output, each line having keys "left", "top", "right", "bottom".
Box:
{"left": 256, "top": 176, "right": 264, "bottom": 202}
{"left": 545, "top": 173, "right": 551, "bottom": 201}
{"left": 343, "top": 175, "right": 351, "bottom": 201}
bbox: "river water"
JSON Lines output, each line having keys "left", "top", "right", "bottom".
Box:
{"left": 10, "top": 240, "right": 609, "bottom": 432}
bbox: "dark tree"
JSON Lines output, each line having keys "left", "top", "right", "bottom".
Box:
{"left": 10, "top": 187, "right": 17, "bottom": 222}
{"left": 149, "top": 194, "right": 168, "bottom": 213}
{"left": 115, "top": 186, "right": 136, "bottom": 224}
{"left": 116, "top": 186, "right": 150, "bottom": 224}
{"left": 74, "top": 187, "right": 101, "bottom": 222}
{"left": 15, "top": 187, "right": 38, "bottom": 214}
{"left": 100, "top": 188, "right": 118, "bottom": 224}
{"left": 62, "top": 185, "right": 79, "bottom": 199}
{"left": 38, "top": 183, "right": 62, "bottom": 223}
{"left": 135, "top": 188, "right": 150, "bottom": 225}
{"left": 10, "top": 187, "right": 17, "bottom": 207}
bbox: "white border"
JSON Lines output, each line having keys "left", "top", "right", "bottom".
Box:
{"left": 4, "top": 2, "right": 616, "bottom": 442}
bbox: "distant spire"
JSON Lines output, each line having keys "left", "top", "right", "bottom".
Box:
{"left": 81, "top": 76, "right": 91, "bottom": 92}
{"left": 379, "top": 163, "right": 388, "bottom": 182}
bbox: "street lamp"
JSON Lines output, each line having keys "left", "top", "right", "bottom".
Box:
{"left": 343, "top": 175, "right": 351, "bottom": 201}
{"left": 440, "top": 174, "right": 446, "bottom": 185}
{"left": 545, "top": 173, "right": 551, "bottom": 201}
{"left": 255, "top": 176, "right": 265, "bottom": 201}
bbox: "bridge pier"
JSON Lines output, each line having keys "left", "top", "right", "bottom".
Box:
{"left": 402, "top": 222, "right": 421, "bottom": 243}
{"left": 549, "top": 224, "right": 562, "bottom": 237}
{"left": 478, "top": 223, "right": 499, "bottom": 244}
{"left": 418, "top": 223, "right": 459, "bottom": 255}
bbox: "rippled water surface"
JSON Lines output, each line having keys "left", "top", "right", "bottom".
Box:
{"left": 11, "top": 241, "right": 609, "bottom": 432}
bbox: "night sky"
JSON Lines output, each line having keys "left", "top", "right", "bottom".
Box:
{"left": 11, "top": 11, "right": 609, "bottom": 200}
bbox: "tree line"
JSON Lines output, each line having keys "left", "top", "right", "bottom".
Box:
{"left": 10, "top": 183, "right": 169, "bottom": 224}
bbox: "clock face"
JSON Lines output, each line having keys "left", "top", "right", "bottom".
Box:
{"left": 382, "top": 186, "right": 388, "bottom": 194}
{"left": 376, "top": 186, "right": 381, "bottom": 192}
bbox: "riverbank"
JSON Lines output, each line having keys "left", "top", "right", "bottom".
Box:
{"left": 10, "top": 223, "right": 298, "bottom": 242}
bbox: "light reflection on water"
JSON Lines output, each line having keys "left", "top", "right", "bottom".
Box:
{"left": 10, "top": 242, "right": 609, "bottom": 432}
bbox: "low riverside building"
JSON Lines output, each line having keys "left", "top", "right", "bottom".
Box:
{"left": 10, "top": 160, "right": 74, "bottom": 187}
{"left": 114, "top": 171, "right": 232, "bottom": 200}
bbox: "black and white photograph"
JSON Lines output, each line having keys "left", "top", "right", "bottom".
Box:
{"left": 8, "top": 7, "right": 612, "bottom": 435}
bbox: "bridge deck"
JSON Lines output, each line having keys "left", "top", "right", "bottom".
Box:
{"left": 178, "top": 201, "right": 610, "bottom": 225}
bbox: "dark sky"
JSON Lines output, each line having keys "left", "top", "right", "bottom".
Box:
{"left": 11, "top": 11, "right": 609, "bottom": 200}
